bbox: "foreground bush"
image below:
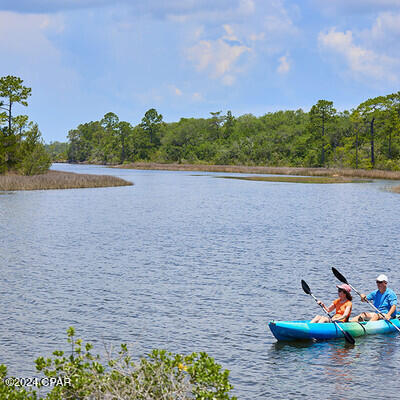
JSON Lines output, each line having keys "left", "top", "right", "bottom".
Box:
{"left": 0, "top": 327, "right": 236, "bottom": 399}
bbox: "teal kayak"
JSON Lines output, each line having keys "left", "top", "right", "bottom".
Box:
{"left": 269, "top": 319, "right": 400, "bottom": 341}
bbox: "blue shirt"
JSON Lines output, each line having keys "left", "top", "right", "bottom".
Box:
{"left": 367, "top": 288, "right": 397, "bottom": 317}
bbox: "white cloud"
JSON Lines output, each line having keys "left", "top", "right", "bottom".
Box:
{"left": 184, "top": 1, "right": 301, "bottom": 85}
{"left": 277, "top": 55, "right": 290, "bottom": 74}
{"left": 187, "top": 29, "right": 251, "bottom": 85}
{"left": 318, "top": 27, "right": 399, "bottom": 83}
{"left": 238, "top": 0, "right": 255, "bottom": 15}
{"left": 0, "top": 11, "right": 78, "bottom": 90}
{"left": 364, "top": 12, "right": 400, "bottom": 50}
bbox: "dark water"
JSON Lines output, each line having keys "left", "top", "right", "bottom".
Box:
{"left": 1, "top": 163, "right": 400, "bottom": 399}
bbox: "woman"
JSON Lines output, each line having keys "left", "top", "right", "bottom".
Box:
{"left": 310, "top": 284, "right": 352, "bottom": 323}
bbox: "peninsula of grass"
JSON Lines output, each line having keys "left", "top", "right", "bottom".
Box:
{"left": 392, "top": 185, "right": 400, "bottom": 193}
{"left": 117, "top": 162, "right": 400, "bottom": 180}
{"left": 0, "top": 170, "right": 133, "bottom": 191}
{"left": 214, "top": 175, "right": 371, "bottom": 184}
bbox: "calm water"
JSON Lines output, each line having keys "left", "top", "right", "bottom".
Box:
{"left": 1, "top": 163, "right": 400, "bottom": 399}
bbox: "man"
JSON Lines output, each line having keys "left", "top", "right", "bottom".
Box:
{"left": 350, "top": 274, "right": 397, "bottom": 322}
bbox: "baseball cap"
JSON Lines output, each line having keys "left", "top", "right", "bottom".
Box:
{"left": 376, "top": 274, "right": 388, "bottom": 282}
{"left": 337, "top": 283, "right": 351, "bottom": 293}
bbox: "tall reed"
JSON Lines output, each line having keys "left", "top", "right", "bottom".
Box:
{"left": 118, "top": 162, "right": 400, "bottom": 180}
{"left": 0, "top": 170, "right": 133, "bottom": 191}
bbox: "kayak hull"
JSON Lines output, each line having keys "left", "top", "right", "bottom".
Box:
{"left": 269, "top": 319, "right": 400, "bottom": 341}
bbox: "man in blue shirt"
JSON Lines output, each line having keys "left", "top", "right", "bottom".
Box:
{"left": 350, "top": 274, "right": 397, "bottom": 322}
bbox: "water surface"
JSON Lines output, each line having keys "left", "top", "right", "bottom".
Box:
{"left": 1, "top": 163, "right": 399, "bottom": 399}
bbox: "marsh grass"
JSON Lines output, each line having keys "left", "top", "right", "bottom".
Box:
{"left": 118, "top": 162, "right": 400, "bottom": 180}
{"left": 214, "top": 175, "right": 371, "bottom": 184}
{"left": 392, "top": 185, "right": 400, "bottom": 193}
{"left": 0, "top": 170, "right": 133, "bottom": 191}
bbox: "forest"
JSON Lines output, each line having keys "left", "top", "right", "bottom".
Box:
{"left": 65, "top": 93, "right": 400, "bottom": 170}
{"left": 0, "top": 75, "right": 51, "bottom": 175}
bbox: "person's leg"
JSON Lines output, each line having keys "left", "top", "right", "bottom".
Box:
{"left": 369, "top": 312, "right": 383, "bottom": 321}
{"left": 350, "top": 312, "right": 374, "bottom": 322}
{"left": 317, "top": 316, "right": 330, "bottom": 323}
{"left": 310, "top": 315, "right": 322, "bottom": 323}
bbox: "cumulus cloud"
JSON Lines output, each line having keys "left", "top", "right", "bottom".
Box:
{"left": 277, "top": 55, "right": 290, "bottom": 74}
{"left": 187, "top": 25, "right": 251, "bottom": 85}
{"left": 0, "top": 11, "right": 77, "bottom": 89}
{"left": 183, "top": 1, "right": 300, "bottom": 84}
{"left": 363, "top": 12, "right": 400, "bottom": 50}
{"left": 318, "top": 26, "right": 399, "bottom": 83}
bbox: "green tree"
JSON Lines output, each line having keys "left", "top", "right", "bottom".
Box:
{"left": 0, "top": 76, "right": 31, "bottom": 169}
{"left": 100, "top": 112, "right": 120, "bottom": 163}
{"left": 356, "top": 96, "right": 387, "bottom": 168}
{"left": 117, "top": 121, "right": 133, "bottom": 163}
{"left": 17, "top": 123, "right": 51, "bottom": 175}
{"left": 222, "top": 110, "right": 235, "bottom": 140}
{"left": 140, "top": 108, "right": 163, "bottom": 146}
{"left": 45, "top": 141, "right": 69, "bottom": 161}
{"left": 0, "top": 76, "right": 31, "bottom": 135}
{"left": 309, "top": 100, "right": 336, "bottom": 166}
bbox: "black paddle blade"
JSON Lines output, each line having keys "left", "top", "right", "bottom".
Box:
{"left": 332, "top": 267, "right": 348, "bottom": 284}
{"left": 301, "top": 280, "right": 311, "bottom": 295}
{"left": 342, "top": 329, "right": 355, "bottom": 345}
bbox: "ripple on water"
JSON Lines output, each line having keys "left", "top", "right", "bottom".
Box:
{"left": 1, "top": 164, "right": 400, "bottom": 399}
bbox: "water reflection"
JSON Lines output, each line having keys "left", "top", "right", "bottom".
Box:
{"left": 323, "top": 342, "right": 358, "bottom": 388}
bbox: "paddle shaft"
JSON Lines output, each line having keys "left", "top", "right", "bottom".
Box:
{"left": 332, "top": 267, "right": 400, "bottom": 334}
{"left": 309, "top": 293, "right": 354, "bottom": 342}
{"left": 348, "top": 282, "right": 400, "bottom": 333}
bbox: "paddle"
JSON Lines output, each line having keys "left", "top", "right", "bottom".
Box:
{"left": 332, "top": 267, "right": 400, "bottom": 334}
{"left": 301, "top": 279, "right": 355, "bottom": 344}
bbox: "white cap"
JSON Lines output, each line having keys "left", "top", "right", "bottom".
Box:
{"left": 376, "top": 274, "right": 388, "bottom": 282}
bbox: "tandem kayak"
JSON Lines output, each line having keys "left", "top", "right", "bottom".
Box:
{"left": 269, "top": 319, "right": 400, "bottom": 341}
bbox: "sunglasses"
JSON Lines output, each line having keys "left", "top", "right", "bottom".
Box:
{"left": 376, "top": 281, "right": 386, "bottom": 284}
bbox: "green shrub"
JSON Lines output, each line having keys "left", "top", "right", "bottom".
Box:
{"left": 1, "top": 328, "right": 236, "bottom": 400}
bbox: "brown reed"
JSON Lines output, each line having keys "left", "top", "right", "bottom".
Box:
{"left": 117, "top": 162, "right": 400, "bottom": 180}
{"left": 0, "top": 170, "right": 133, "bottom": 191}
{"left": 392, "top": 185, "right": 400, "bottom": 193}
{"left": 215, "top": 175, "right": 370, "bottom": 184}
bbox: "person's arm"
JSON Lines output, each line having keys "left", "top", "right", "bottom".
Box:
{"left": 385, "top": 293, "right": 397, "bottom": 319}
{"left": 385, "top": 304, "right": 396, "bottom": 320}
{"left": 326, "top": 303, "right": 335, "bottom": 313}
{"left": 365, "top": 291, "right": 375, "bottom": 302}
{"left": 332, "top": 305, "right": 351, "bottom": 321}
{"left": 317, "top": 300, "right": 334, "bottom": 313}
{"left": 360, "top": 293, "right": 367, "bottom": 301}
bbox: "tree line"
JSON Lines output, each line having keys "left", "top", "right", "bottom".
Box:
{"left": 65, "top": 93, "right": 400, "bottom": 170}
{"left": 0, "top": 75, "right": 51, "bottom": 175}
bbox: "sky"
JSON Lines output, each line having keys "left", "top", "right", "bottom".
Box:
{"left": 1, "top": 0, "right": 400, "bottom": 143}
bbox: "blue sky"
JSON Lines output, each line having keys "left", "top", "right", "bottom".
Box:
{"left": 1, "top": 0, "right": 400, "bottom": 143}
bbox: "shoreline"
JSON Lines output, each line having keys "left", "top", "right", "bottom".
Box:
{"left": 115, "top": 162, "right": 400, "bottom": 180}
{"left": 0, "top": 170, "right": 133, "bottom": 191}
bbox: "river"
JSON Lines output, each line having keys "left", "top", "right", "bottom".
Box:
{"left": 1, "top": 163, "right": 400, "bottom": 399}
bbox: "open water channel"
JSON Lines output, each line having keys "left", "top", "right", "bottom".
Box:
{"left": 1, "top": 163, "right": 400, "bottom": 399}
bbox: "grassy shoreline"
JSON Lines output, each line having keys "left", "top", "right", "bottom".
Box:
{"left": 214, "top": 175, "right": 371, "bottom": 184}
{"left": 116, "top": 162, "right": 400, "bottom": 179}
{"left": 0, "top": 170, "right": 133, "bottom": 191}
{"left": 116, "top": 162, "right": 400, "bottom": 192}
